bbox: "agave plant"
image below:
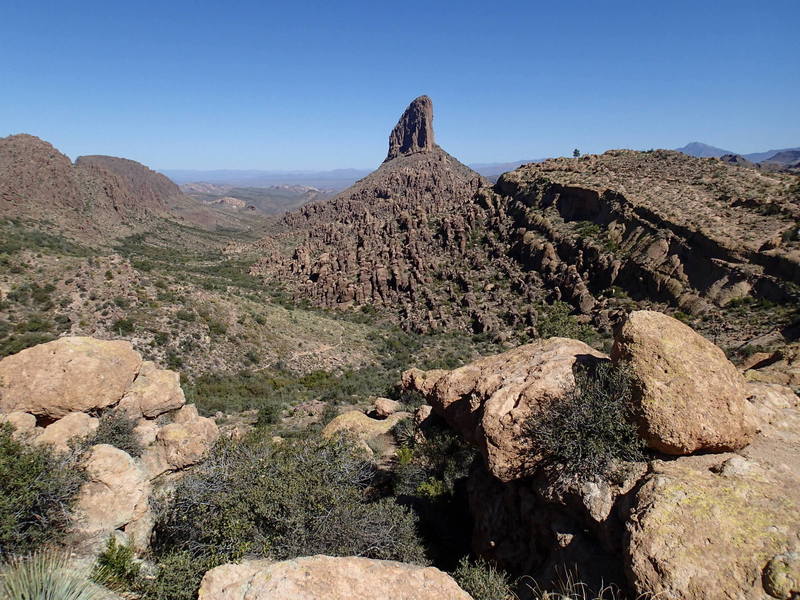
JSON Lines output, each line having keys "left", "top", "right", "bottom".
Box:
{"left": 0, "top": 552, "right": 113, "bottom": 600}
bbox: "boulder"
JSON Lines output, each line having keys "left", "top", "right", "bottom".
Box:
{"left": 747, "top": 382, "right": 799, "bottom": 426}
{"left": 321, "top": 410, "right": 410, "bottom": 442}
{"left": 117, "top": 361, "right": 185, "bottom": 418}
{"left": 372, "top": 397, "right": 402, "bottom": 418}
{"left": 0, "top": 411, "right": 37, "bottom": 437}
{"left": 611, "top": 311, "right": 754, "bottom": 455}
{"left": 72, "top": 444, "right": 150, "bottom": 548}
{"left": 197, "top": 555, "right": 473, "bottom": 600}
{"left": 143, "top": 415, "right": 219, "bottom": 478}
{"left": 625, "top": 453, "right": 800, "bottom": 599}
{"left": 403, "top": 338, "right": 607, "bottom": 482}
{"left": 0, "top": 336, "right": 142, "bottom": 418}
{"left": 36, "top": 412, "right": 98, "bottom": 452}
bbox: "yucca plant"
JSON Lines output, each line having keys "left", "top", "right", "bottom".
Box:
{"left": 0, "top": 551, "right": 113, "bottom": 600}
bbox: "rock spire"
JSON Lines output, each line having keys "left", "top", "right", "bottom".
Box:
{"left": 385, "top": 95, "right": 435, "bottom": 162}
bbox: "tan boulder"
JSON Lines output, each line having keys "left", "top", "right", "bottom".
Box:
{"left": 611, "top": 310, "right": 754, "bottom": 455}
{"left": 372, "top": 397, "right": 402, "bottom": 418}
{"left": 172, "top": 403, "right": 199, "bottom": 423}
{"left": 625, "top": 453, "right": 800, "bottom": 599}
{"left": 0, "top": 336, "right": 142, "bottom": 418}
{"left": 133, "top": 418, "right": 160, "bottom": 447}
{"left": 117, "top": 361, "right": 185, "bottom": 418}
{"left": 73, "top": 444, "right": 150, "bottom": 545}
{"left": 321, "top": 410, "right": 410, "bottom": 442}
{"left": 36, "top": 412, "right": 98, "bottom": 452}
{"left": 143, "top": 416, "right": 219, "bottom": 478}
{"left": 0, "top": 411, "right": 37, "bottom": 436}
{"left": 197, "top": 555, "right": 473, "bottom": 600}
{"left": 403, "top": 338, "right": 607, "bottom": 482}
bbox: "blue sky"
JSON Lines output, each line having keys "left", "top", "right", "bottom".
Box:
{"left": 1, "top": 0, "right": 798, "bottom": 170}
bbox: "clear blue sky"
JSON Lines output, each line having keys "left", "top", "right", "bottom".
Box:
{"left": 1, "top": 0, "right": 798, "bottom": 170}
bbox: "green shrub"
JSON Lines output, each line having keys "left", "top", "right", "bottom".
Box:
{"left": 0, "top": 551, "right": 112, "bottom": 600}
{"left": 524, "top": 361, "right": 644, "bottom": 478}
{"left": 91, "top": 537, "right": 140, "bottom": 592}
{"left": 135, "top": 551, "right": 218, "bottom": 600}
{"left": 452, "top": 556, "right": 514, "bottom": 600}
{"left": 85, "top": 412, "right": 143, "bottom": 458}
{"left": 111, "top": 318, "right": 135, "bottom": 335}
{"left": 537, "top": 301, "right": 598, "bottom": 345}
{"left": 154, "top": 435, "right": 426, "bottom": 566}
{"left": 175, "top": 309, "right": 195, "bottom": 322}
{"left": 0, "top": 423, "right": 87, "bottom": 555}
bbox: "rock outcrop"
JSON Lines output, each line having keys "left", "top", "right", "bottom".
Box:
{"left": 403, "top": 337, "right": 607, "bottom": 481}
{"left": 197, "top": 555, "right": 473, "bottom": 600}
{"left": 0, "top": 336, "right": 219, "bottom": 553}
{"left": 611, "top": 310, "right": 755, "bottom": 454}
{"left": 404, "top": 312, "right": 800, "bottom": 598}
{"left": 386, "top": 95, "right": 436, "bottom": 161}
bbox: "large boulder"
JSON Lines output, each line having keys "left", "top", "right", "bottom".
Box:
{"left": 117, "top": 361, "right": 185, "bottom": 418}
{"left": 142, "top": 414, "right": 219, "bottom": 478}
{"left": 0, "top": 336, "right": 142, "bottom": 418}
{"left": 611, "top": 310, "right": 754, "bottom": 455}
{"left": 403, "top": 338, "right": 607, "bottom": 482}
{"left": 197, "top": 555, "right": 473, "bottom": 600}
{"left": 72, "top": 444, "right": 151, "bottom": 550}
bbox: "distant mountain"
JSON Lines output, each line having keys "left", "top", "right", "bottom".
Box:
{"left": 674, "top": 142, "right": 735, "bottom": 158}
{"left": 758, "top": 149, "right": 800, "bottom": 166}
{"left": 180, "top": 182, "right": 334, "bottom": 215}
{"left": 469, "top": 159, "right": 545, "bottom": 180}
{"left": 676, "top": 142, "right": 800, "bottom": 163}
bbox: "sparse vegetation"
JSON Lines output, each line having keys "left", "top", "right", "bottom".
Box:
{"left": 453, "top": 556, "right": 515, "bottom": 600}
{"left": 149, "top": 434, "right": 427, "bottom": 597}
{"left": 0, "top": 423, "right": 87, "bottom": 555}
{"left": 524, "top": 361, "right": 644, "bottom": 478}
{"left": 84, "top": 411, "right": 143, "bottom": 457}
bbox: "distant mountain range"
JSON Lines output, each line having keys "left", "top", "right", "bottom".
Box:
{"left": 675, "top": 142, "right": 800, "bottom": 163}
{"left": 162, "top": 161, "right": 544, "bottom": 189}
{"left": 162, "top": 143, "right": 798, "bottom": 191}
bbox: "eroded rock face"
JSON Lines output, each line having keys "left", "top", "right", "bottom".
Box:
{"left": 197, "top": 555, "right": 473, "bottom": 600}
{"left": 403, "top": 337, "right": 607, "bottom": 482}
{"left": 611, "top": 310, "right": 754, "bottom": 454}
{"left": 386, "top": 95, "right": 435, "bottom": 162}
{"left": 0, "top": 336, "right": 142, "bottom": 418}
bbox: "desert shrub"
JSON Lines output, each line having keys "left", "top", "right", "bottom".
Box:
{"left": 452, "top": 556, "right": 514, "bottom": 600}
{"left": 85, "top": 412, "right": 143, "bottom": 457}
{"left": 525, "top": 361, "right": 644, "bottom": 478}
{"left": 135, "top": 551, "right": 218, "bottom": 600}
{"left": 537, "top": 301, "right": 598, "bottom": 345}
{"left": 111, "top": 318, "right": 135, "bottom": 335}
{"left": 0, "top": 551, "right": 112, "bottom": 600}
{"left": 0, "top": 423, "right": 87, "bottom": 555}
{"left": 152, "top": 434, "right": 426, "bottom": 591}
{"left": 91, "top": 537, "right": 140, "bottom": 592}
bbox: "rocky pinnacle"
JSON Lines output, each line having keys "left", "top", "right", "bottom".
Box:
{"left": 385, "top": 95, "right": 436, "bottom": 162}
